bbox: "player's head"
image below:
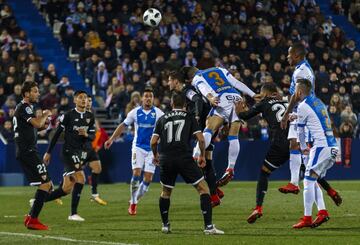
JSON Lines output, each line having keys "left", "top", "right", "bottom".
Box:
{"left": 21, "top": 81, "right": 39, "bottom": 103}
{"left": 260, "top": 82, "right": 279, "bottom": 98}
{"left": 74, "top": 90, "right": 88, "bottom": 110}
{"left": 171, "top": 92, "right": 186, "bottom": 110}
{"left": 142, "top": 87, "right": 154, "bottom": 109}
{"left": 180, "top": 66, "right": 199, "bottom": 83}
{"left": 86, "top": 94, "right": 92, "bottom": 111}
{"left": 295, "top": 79, "right": 312, "bottom": 100}
{"left": 168, "top": 70, "right": 184, "bottom": 91}
{"left": 287, "top": 42, "right": 306, "bottom": 66}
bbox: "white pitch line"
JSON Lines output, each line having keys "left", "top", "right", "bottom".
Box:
{"left": 0, "top": 232, "right": 139, "bottom": 245}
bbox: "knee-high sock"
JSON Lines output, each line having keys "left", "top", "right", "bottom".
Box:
{"left": 314, "top": 182, "right": 326, "bottom": 211}
{"left": 204, "top": 159, "right": 217, "bottom": 195}
{"left": 303, "top": 177, "right": 316, "bottom": 216}
{"left": 256, "top": 169, "right": 270, "bottom": 207}
{"left": 159, "top": 197, "right": 170, "bottom": 225}
{"left": 130, "top": 175, "right": 141, "bottom": 204}
{"left": 317, "top": 178, "right": 331, "bottom": 192}
{"left": 71, "top": 183, "right": 84, "bottom": 215}
{"left": 200, "top": 194, "right": 212, "bottom": 227}
{"left": 136, "top": 181, "right": 150, "bottom": 202}
{"left": 228, "top": 136, "right": 239, "bottom": 169}
{"left": 290, "top": 150, "right": 301, "bottom": 186}
{"left": 91, "top": 173, "right": 99, "bottom": 195}
{"left": 30, "top": 189, "right": 49, "bottom": 218}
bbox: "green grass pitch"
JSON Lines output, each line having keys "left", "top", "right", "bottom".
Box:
{"left": 0, "top": 181, "right": 359, "bottom": 245}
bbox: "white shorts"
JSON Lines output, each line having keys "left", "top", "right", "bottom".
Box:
{"left": 131, "top": 147, "right": 156, "bottom": 174}
{"left": 288, "top": 121, "right": 312, "bottom": 142}
{"left": 305, "top": 146, "right": 338, "bottom": 178}
{"left": 209, "top": 93, "right": 241, "bottom": 123}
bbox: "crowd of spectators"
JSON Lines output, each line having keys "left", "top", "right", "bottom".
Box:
{"left": 1, "top": 0, "right": 359, "bottom": 142}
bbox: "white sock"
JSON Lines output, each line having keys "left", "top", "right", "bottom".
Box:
{"left": 193, "top": 129, "right": 212, "bottom": 158}
{"left": 303, "top": 177, "right": 316, "bottom": 216}
{"left": 135, "top": 181, "right": 150, "bottom": 202}
{"left": 290, "top": 150, "right": 301, "bottom": 186}
{"left": 130, "top": 176, "right": 140, "bottom": 204}
{"left": 314, "top": 182, "right": 326, "bottom": 211}
{"left": 228, "top": 136, "right": 239, "bottom": 169}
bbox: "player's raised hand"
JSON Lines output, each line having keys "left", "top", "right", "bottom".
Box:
{"left": 253, "top": 94, "right": 263, "bottom": 102}
{"left": 288, "top": 113, "right": 298, "bottom": 122}
{"left": 104, "top": 138, "right": 113, "bottom": 149}
{"left": 42, "top": 109, "right": 52, "bottom": 117}
{"left": 209, "top": 96, "right": 220, "bottom": 107}
{"left": 197, "top": 155, "right": 206, "bottom": 168}
{"left": 153, "top": 152, "right": 160, "bottom": 166}
{"left": 78, "top": 128, "right": 88, "bottom": 137}
{"left": 43, "top": 153, "right": 51, "bottom": 165}
{"left": 235, "top": 101, "right": 248, "bottom": 114}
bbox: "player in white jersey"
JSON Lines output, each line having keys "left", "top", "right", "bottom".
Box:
{"left": 104, "top": 88, "right": 164, "bottom": 215}
{"left": 181, "top": 66, "right": 258, "bottom": 185}
{"left": 278, "top": 43, "right": 342, "bottom": 206}
{"left": 292, "top": 79, "right": 338, "bottom": 229}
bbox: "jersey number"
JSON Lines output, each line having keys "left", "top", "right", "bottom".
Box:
{"left": 271, "top": 103, "right": 288, "bottom": 122}
{"left": 72, "top": 155, "right": 81, "bottom": 163}
{"left": 37, "top": 164, "right": 47, "bottom": 174}
{"left": 164, "top": 120, "right": 185, "bottom": 143}
{"left": 208, "top": 71, "right": 225, "bottom": 86}
{"left": 13, "top": 117, "right": 18, "bottom": 137}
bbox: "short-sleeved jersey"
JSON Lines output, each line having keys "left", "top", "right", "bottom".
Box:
{"left": 297, "top": 95, "right": 337, "bottom": 148}
{"left": 153, "top": 109, "right": 201, "bottom": 158}
{"left": 238, "top": 97, "right": 289, "bottom": 143}
{"left": 123, "top": 106, "right": 164, "bottom": 151}
{"left": 289, "top": 60, "right": 315, "bottom": 96}
{"left": 14, "top": 101, "right": 37, "bottom": 155}
{"left": 60, "top": 108, "right": 96, "bottom": 151}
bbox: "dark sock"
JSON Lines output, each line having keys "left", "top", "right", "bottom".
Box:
{"left": 200, "top": 194, "right": 212, "bottom": 227}
{"left": 71, "top": 183, "right": 84, "bottom": 215}
{"left": 45, "top": 187, "right": 66, "bottom": 202}
{"left": 30, "top": 189, "right": 49, "bottom": 218}
{"left": 159, "top": 197, "right": 170, "bottom": 224}
{"left": 256, "top": 169, "right": 270, "bottom": 207}
{"left": 204, "top": 159, "right": 217, "bottom": 195}
{"left": 317, "top": 178, "right": 331, "bottom": 192}
{"left": 91, "top": 173, "right": 99, "bottom": 195}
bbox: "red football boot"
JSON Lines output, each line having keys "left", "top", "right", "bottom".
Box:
{"left": 26, "top": 217, "right": 49, "bottom": 230}
{"left": 216, "top": 168, "right": 234, "bottom": 187}
{"left": 327, "top": 188, "right": 342, "bottom": 206}
{"left": 247, "top": 206, "right": 263, "bottom": 224}
{"left": 216, "top": 187, "right": 224, "bottom": 199}
{"left": 293, "top": 216, "right": 312, "bottom": 229}
{"left": 24, "top": 214, "right": 31, "bottom": 226}
{"left": 312, "top": 210, "right": 330, "bottom": 228}
{"left": 278, "top": 183, "right": 300, "bottom": 194}
{"left": 128, "top": 203, "right": 137, "bottom": 215}
{"left": 211, "top": 194, "right": 221, "bottom": 208}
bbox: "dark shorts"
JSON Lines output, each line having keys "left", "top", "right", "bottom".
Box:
{"left": 17, "top": 150, "right": 51, "bottom": 186}
{"left": 263, "top": 141, "right": 290, "bottom": 172}
{"left": 159, "top": 155, "right": 204, "bottom": 188}
{"left": 63, "top": 148, "right": 87, "bottom": 176}
{"left": 83, "top": 148, "right": 100, "bottom": 165}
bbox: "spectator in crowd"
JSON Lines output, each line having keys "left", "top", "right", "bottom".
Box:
{"left": 339, "top": 121, "right": 354, "bottom": 138}
{"left": 341, "top": 105, "right": 358, "bottom": 127}
{"left": 0, "top": 119, "right": 13, "bottom": 141}
{"left": 125, "top": 91, "right": 140, "bottom": 116}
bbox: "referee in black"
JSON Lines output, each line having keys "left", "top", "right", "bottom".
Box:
{"left": 150, "top": 92, "right": 224, "bottom": 235}
{"left": 15, "top": 81, "right": 52, "bottom": 230}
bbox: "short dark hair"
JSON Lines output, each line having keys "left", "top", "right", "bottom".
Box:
{"left": 180, "top": 66, "right": 198, "bottom": 81}
{"left": 171, "top": 92, "right": 186, "bottom": 108}
{"left": 142, "top": 87, "right": 153, "bottom": 95}
{"left": 169, "top": 70, "right": 185, "bottom": 83}
{"left": 74, "top": 90, "right": 88, "bottom": 97}
{"left": 296, "top": 79, "right": 312, "bottom": 94}
{"left": 21, "top": 81, "right": 38, "bottom": 97}
{"left": 291, "top": 42, "right": 307, "bottom": 58}
{"left": 261, "top": 82, "right": 278, "bottom": 94}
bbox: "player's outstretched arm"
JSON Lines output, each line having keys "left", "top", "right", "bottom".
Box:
{"left": 280, "top": 94, "right": 299, "bottom": 129}
{"left": 194, "top": 132, "right": 206, "bottom": 168}
{"left": 225, "top": 69, "right": 256, "bottom": 98}
{"left": 236, "top": 101, "right": 261, "bottom": 120}
{"left": 43, "top": 125, "right": 63, "bottom": 165}
{"left": 104, "top": 122, "right": 126, "bottom": 149}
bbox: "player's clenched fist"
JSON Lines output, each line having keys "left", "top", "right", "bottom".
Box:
{"left": 104, "top": 138, "right": 113, "bottom": 149}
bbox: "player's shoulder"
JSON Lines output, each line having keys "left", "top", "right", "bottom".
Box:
{"left": 129, "top": 106, "right": 141, "bottom": 114}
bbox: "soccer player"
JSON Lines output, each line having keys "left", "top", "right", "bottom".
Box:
{"left": 84, "top": 95, "right": 107, "bottom": 205}
{"left": 167, "top": 71, "right": 223, "bottom": 207}
{"left": 43, "top": 90, "right": 95, "bottom": 221}
{"left": 235, "top": 83, "right": 290, "bottom": 223}
{"left": 292, "top": 79, "right": 338, "bottom": 228}
{"left": 181, "top": 66, "right": 258, "bottom": 186}
{"left": 15, "top": 81, "right": 52, "bottom": 230}
{"left": 150, "top": 92, "right": 224, "bottom": 235}
{"left": 104, "top": 88, "right": 163, "bottom": 215}
{"left": 279, "top": 43, "right": 342, "bottom": 206}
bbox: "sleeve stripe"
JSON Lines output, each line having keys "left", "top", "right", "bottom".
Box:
{"left": 152, "top": 133, "right": 159, "bottom": 136}
{"left": 26, "top": 117, "right": 32, "bottom": 122}
{"left": 60, "top": 125, "right": 65, "bottom": 128}
{"left": 193, "top": 130, "right": 201, "bottom": 135}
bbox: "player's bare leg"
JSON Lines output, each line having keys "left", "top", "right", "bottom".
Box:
{"left": 217, "top": 121, "right": 240, "bottom": 187}
{"left": 89, "top": 160, "right": 107, "bottom": 205}
{"left": 279, "top": 138, "right": 301, "bottom": 194}
{"left": 67, "top": 171, "right": 86, "bottom": 221}
{"left": 25, "top": 181, "right": 52, "bottom": 230}
{"left": 135, "top": 171, "right": 153, "bottom": 203}
{"left": 129, "top": 168, "right": 141, "bottom": 215}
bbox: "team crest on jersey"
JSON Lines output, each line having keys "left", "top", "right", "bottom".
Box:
{"left": 151, "top": 112, "right": 156, "bottom": 118}
{"left": 75, "top": 164, "right": 80, "bottom": 169}
{"left": 86, "top": 118, "right": 91, "bottom": 124}
{"left": 25, "top": 107, "right": 33, "bottom": 114}
{"left": 41, "top": 175, "right": 47, "bottom": 181}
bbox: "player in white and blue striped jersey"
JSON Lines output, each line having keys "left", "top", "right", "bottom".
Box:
{"left": 292, "top": 79, "right": 338, "bottom": 229}
{"left": 104, "top": 88, "right": 164, "bottom": 215}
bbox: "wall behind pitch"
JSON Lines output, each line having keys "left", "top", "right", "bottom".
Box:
{"left": 0, "top": 140, "right": 359, "bottom": 185}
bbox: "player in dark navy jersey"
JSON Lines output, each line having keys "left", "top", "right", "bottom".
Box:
{"left": 43, "top": 90, "right": 95, "bottom": 221}
{"left": 15, "top": 81, "right": 53, "bottom": 230}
